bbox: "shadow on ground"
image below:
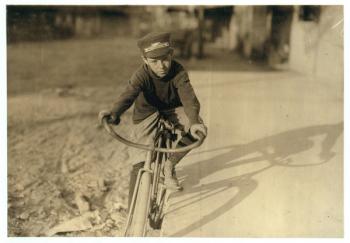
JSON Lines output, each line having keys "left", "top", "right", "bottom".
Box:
{"left": 168, "top": 122, "right": 343, "bottom": 236}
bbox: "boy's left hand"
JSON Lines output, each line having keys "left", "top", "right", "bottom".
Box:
{"left": 190, "top": 123, "right": 207, "bottom": 140}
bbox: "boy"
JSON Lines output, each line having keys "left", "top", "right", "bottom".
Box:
{"left": 98, "top": 32, "right": 207, "bottom": 207}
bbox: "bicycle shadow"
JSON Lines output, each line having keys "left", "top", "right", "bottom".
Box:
{"left": 167, "top": 122, "right": 343, "bottom": 236}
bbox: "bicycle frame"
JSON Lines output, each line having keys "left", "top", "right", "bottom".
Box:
{"left": 123, "top": 119, "right": 173, "bottom": 236}
{"left": 101, "top": 116, "right": 204, "bottom": 237}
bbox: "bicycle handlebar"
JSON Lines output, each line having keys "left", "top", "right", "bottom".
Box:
{"left": 102, "top": 117, "right": 205, "bottom": 153}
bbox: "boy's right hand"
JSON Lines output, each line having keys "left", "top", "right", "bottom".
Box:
{"left": 98, "top": 110, "right": 120, "bottom": 126}
{"left": 190, "top": 123, "right": 207, "bottom": 140}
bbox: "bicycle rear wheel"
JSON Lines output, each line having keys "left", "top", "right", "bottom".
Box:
{"left": 128, "top": 171, "right": 151, "bottom": 236}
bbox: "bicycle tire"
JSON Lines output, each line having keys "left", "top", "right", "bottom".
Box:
{"left": 128, "top": 171, "right": 152, "bottom": 236}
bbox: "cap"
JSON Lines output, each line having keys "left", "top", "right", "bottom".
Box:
{"left": 137, "top": 32, "right": 172, "bottom": 58}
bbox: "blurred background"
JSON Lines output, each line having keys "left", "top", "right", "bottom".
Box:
{"left": 7, "top": 5, "right": 343, "bottom": 94}
{"left": 7, "top": 5, "right": 343, "bottom": 237}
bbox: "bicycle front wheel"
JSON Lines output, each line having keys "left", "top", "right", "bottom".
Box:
{"left": 128, "top": 171, "right": 152, "bottom": 236}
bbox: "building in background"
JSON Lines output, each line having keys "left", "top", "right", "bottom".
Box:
{"left": 7, "top": 6, "right": 138, "bottom": 42}
{"left": 7, "top": 5, "right": 203, "bottom": 59}
{"left": 7, "top": 5, "right": 343, "bottom": 80}
{"left": 219, "top": 5, "right": 343, "bottom": 81}
{"left": 289, "top": 5, "right": 343, "bottom": 82}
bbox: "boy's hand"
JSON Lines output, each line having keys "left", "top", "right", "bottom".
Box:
{"left": 190, "top": 123, "right": 207, "bottom": 140}
{"left": 98, "top": 110, "right": 120, "bottom": 126}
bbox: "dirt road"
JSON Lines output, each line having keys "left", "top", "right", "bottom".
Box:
{"left": 161, "top": 69, "right": 343, "bottom": 237}
{"left": 7, "top": 38, "right": 343, "bottom": 237}
{"left": 7, "top": 86, "right": 135, "bottom": 236}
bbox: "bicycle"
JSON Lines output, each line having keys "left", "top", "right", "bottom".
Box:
{"left": 102, "top": 115, "right": 205, "bottom": 236}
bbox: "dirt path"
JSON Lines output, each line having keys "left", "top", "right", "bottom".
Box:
{"left": 7, "top": 86, "right": 139, "bottom": 236}
{"left": 161, "top": 70, "right": 343, "bottom": 237}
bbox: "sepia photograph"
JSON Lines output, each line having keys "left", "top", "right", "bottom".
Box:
{"left": 4, "top": 2, "right": 345, "bottom": 238}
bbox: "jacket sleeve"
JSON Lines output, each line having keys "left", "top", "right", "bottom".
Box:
{"left": 175, "top": 71, "right": 201, "bottom": 125}
{"left": 110, "top": 71, "right": 144, "bottom": 117}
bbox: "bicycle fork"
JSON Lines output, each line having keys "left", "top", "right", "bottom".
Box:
{"left": 123, "top": 129, "right": 174, "bottom": 236}
{"left": 124, "top": 151, "right": 153, "bottom": 236}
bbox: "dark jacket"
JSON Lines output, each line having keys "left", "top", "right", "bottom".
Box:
{"left": 111, "top": 60, "right": 200, "bottom": 125}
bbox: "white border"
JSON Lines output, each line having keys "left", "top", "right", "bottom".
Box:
{"left": 1, "top": 0, "right": 349, "bottom": 5}
{"left": 343, "top": 1, "right": 348, "bottom": 242}
{"left": 1, "top": 1, "right": 348, "bottom": 243}
{"left": 0, "top": 1, "right": 7, "bottom": 241}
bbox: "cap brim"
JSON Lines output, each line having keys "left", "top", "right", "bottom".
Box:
{"left": 144, "top": 47, "right": 171, "bottom": 59}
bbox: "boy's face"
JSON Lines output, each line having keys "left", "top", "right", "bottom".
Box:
{"left": 142, "top": 52, "right": 172, "bottom": 78}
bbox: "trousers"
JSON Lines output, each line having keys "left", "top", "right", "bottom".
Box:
{"left": 128, "top": 107, "right": 201, "bottom": 165}
{"left": 127, "top": 107, "right": 203, "bottom": 209}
